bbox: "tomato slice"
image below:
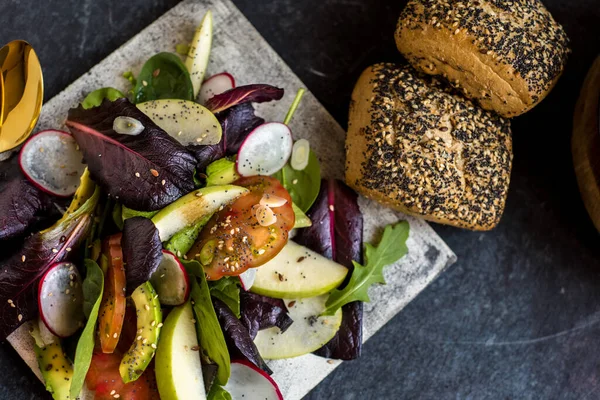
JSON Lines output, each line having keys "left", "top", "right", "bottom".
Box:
{"left": 86, "top": 351, "right": 158, "bottom": 400}
{"left": 187, "top": 176, "right": 295, "bottom": 280}
{"left": 98, "top": 233, "right": 127, "bottom": 354}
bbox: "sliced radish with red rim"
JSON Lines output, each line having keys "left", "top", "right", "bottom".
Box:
{"left": 239, "top": 268, "right": 257, "bottom": 291}
{"left": 19, "top": 130, "right": 86, "bottom": 197}
{"left": 224, "top": 360, "right": 283, "bottom": 400}
{"left": 199, "top": 72, "right": 236, "bottom": 105}
{"left": 38, "top": 262, "right": 84, "bottom": 338}
{"left": 150, "top": 250, "right": 190, "bottom": 306}
{"left": 236, "top": 122, "right": 293, "bottom": 177}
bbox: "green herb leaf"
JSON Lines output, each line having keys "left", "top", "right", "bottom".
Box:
{"left": 70, "top": 259, "right": 104, "bottom": 399}
{"left": 322, "top": 222, "right": 410, "bottom": 316}
{"left": 184, "top": 259, "right": 231, "bottom": 385}
{"left": 292, "top": 202, "right": 312, "bottom": 228}
{"left": 81, "top": 87, "right": 126, "bottom": 109}
{"left": 205, "top": 158, "right": 240, "bottom": 187}
{"left": 207, "top": 383, "right": 232, "bottom": 400}
{"left": 133, "top": 52, "right": 194, "bottom": 103}
{"left": 209, "top": 277, "right": 241, "bottom": 318}
{"left": 273, "top": 150, "right": 321, "bottom": 212}
{"left": 165, "top": 215, "right": 211, "bottom": 256}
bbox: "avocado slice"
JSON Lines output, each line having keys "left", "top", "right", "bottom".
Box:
{"left": 151, "top": 185, "right": 248, "bottom": 242}
{"left": 119, "top": 282, "right": 162, "bottom": 383}
{"left": 34, "top": 341, "right": 74, "bottom": 400}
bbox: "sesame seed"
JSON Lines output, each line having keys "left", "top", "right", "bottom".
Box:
{"left": 144, "top": 304, "right": 150, "bottom": 311}
{"left": 21, "top": 255, "right": 26, "bottom": 262}
{"left": 157, "top": 323, "right": 163, "bottom": 328}
{"left": 17, "top": 314, "right": 22, "bottom": 321}
{"left": 113, "top": 333, "right": 118, "bottom": 338}
{"left": 135, "top": 172, "right": 140, "bottom": 178}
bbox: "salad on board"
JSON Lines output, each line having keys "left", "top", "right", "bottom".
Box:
{"left": 0, "top": 10, "right": 410, "bottom": 400}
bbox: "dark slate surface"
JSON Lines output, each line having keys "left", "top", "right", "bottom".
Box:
{"left": 1, "top": 0, "right": 600, "bottom": 398}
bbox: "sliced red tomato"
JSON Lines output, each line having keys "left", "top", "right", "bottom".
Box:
{"left": 187, "top": 176, "right": 295, "bottom": 280}
{"left": 86, "top": 351, "right": 158, "bottom": 400}
{"left": 98, "top": 233, "right": 127, "bottom": 354}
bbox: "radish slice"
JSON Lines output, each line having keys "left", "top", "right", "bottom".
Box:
{"left": 239, "top": 268, "right": 257, "bottom": 291}
{"left": 199, "top": 72, "right": 235, "bottom": 105}
{"left": 224, "top": 360, "right": 283, "bottom": 400}
{"left": 290, "top": 139, "right": 310, "bottom": 170}
{"left": 38, "top": 262, "right": 85, "bottom": 338}
{"left": 19, "top": 130, "right": 86, "bottom": 197}
{"left": 236, "top": 123, "right": 293, "bottom": 176}
{"left": 150, "top": 250, "right": 190, "bottom": 306}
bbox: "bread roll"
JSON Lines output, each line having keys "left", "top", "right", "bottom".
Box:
{"left": 395, "top": 0, "right": 570, "bottom": 117}
{"left": 346, "top": 63, "right": 512, "bottom": 230}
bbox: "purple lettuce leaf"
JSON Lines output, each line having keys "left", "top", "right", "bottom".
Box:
{"left": 240, "top": 291, "right": 293, "bottom": 339}
{"left": 66, "top": 98, "right": 197, "bottom": 211}
{"left": 294, "top": 179, "right": 364, "bottom": 360}
{"left": 212, "top": 298, "right": 272, "bottom": 375}
{"left": 0, "top": 187, "right": 99, "bottom": 340}
{"left": 205, "top": 84, "right": 284, "bottom": 114}
{"left": 121, "top": 217, "right": 162, "bottom": 295}
{"left": 0, "top": 157, "right": 60, "bottom": 241}
{"left": 190, "top": 103, "right": 264, "bottom": 172}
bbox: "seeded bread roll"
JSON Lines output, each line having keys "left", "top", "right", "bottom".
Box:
{"left": 395, "top": 0, "right": 570, "bottom": 117}
{"left": 346, "top": 63, "right": 512, "bottom": 230}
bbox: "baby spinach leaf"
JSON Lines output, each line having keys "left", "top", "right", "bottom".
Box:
{"left": 209, "top": 277, "right": 240, "bottom": 318}
{"left": 82, "top": 88, "right": 125, "bottom": 109}
{"left": 133, "top": 52, "right": 193, "bottom": 103}
{"left": 273, "top": 150, "right": 321, "bottom": 212}
{"left": 184, "top": 259, "right": 231, "bottom": 386}
{"left": 322, "top": 222, "right": 410, "bottom": 316}
{"left": 70, "top": 259, "right": 104, "bottom": 399}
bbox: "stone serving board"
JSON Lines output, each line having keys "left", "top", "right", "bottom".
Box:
{"left": 7, "top": 0, "right": 457, "bottom": 398}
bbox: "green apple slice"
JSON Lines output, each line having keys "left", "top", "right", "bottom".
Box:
{"left": 250, "top": 241, "right": 348, "bottom": 298}
{"left": 254, "top": 294, "right": 342, "bottom": 359}
{"left": 156, "top": 301, "right": 206, "bottom": 400}
{"left": 137, "top": 99, "right": 222, "bottom": 145}
{"left": 186, "top": 10, "right": 213, "bottom": 98}
{"left": 152, "top": 185, "right": 248, "bottom": 242}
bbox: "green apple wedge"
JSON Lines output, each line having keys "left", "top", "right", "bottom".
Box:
{"left": 156, "top": 301, "right": 206, "bottom": 400}
{"left": 250, "top": 241, "right": 348, "bottom": 299}
{"left": 137, "top": 99, "right": 222, "bottom": 146}
{"left": 186, "top": 10, "right": 212, "bottom": 98}
{"left": 254, "top": 294, "right": 342, "bottom": 359}
{"left": 152, "top": 185, "right": 248, "bottom": 242}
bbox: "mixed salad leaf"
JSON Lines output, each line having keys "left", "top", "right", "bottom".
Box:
{"left": 0, "top": 9, "right": 413, "bottom": 400}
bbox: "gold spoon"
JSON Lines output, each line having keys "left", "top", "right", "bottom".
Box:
{"left": 0, "top": 40, "right": 44, "bottom": 153}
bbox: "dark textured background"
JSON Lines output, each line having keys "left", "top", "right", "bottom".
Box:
{"left": 1, "top": 0, "right": 600, "bottom": 399}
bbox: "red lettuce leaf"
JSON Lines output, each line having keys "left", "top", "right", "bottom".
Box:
{"left": 205, "top": 84, "right": 284, "bottom": 114}
{"left": 0, "top": 157, "right": 60, "bottom": 241}
{"left": 212, "top": 298, "right": 272, "bottom": 375}
{"left": 240, "top": 291, "right": 293, "bottom": 339}
{"left": 0, "top": 187, "right": 99, "bottom": 340}
{"left": 66, "top": 99, "right": 197, "bottom": 211}
{"left": 121, "top": 217, "right": 162, "bottom": 295}
{"left": 294, "top": 179, "right": 364, "bottom": 360}
{"left": 190, "top": 103, "right": 264, "bottom": 172}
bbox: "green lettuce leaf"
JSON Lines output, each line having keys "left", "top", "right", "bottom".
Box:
{"left": 209, "top": 277, "right": 241, "bottom": 318}
{"left": 81, "top": 87, "right": 125, "bottom": 109}
{"left": 322, "top": 222, "right": 410, "bottom": 316}
{"left": 184, "top": 259, "right": 230, "bottom": 386}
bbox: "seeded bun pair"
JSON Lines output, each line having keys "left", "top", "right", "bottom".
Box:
{"left": 345, "top": 0, "right": 569, "bottom": 230}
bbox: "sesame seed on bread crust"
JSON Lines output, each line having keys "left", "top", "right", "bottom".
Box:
{"left": 345, "top": 63, "right": 513, "bottom": 230}
{"left": 395, "top": 0, "right": 570, "bottom": 117}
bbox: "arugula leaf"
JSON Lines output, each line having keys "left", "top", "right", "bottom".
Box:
{"left": 184, "top": 259, "right": 231, "bottom": 386}
{"left": 207, "top": 384, "right": 232, "bottom": 400}
{"left": 164, "top": 214, "right": 211, "bottom": 257}
{"left": 209, "top": 278, "right": 241, "bottom": 318}
{"left": 133, "top": 52, "right": 193, "bottom": 103}
{"left": 273, "top": 150, "right": 321, "bottom": 212}
{"left": 82, "top": 88, "right": 125, "bottom": 109}
{"left": 322, "top": 222, "right": 410, "bottom": 316}
{"left": 70, "top": 259, "right": 104, "bottom": 399}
